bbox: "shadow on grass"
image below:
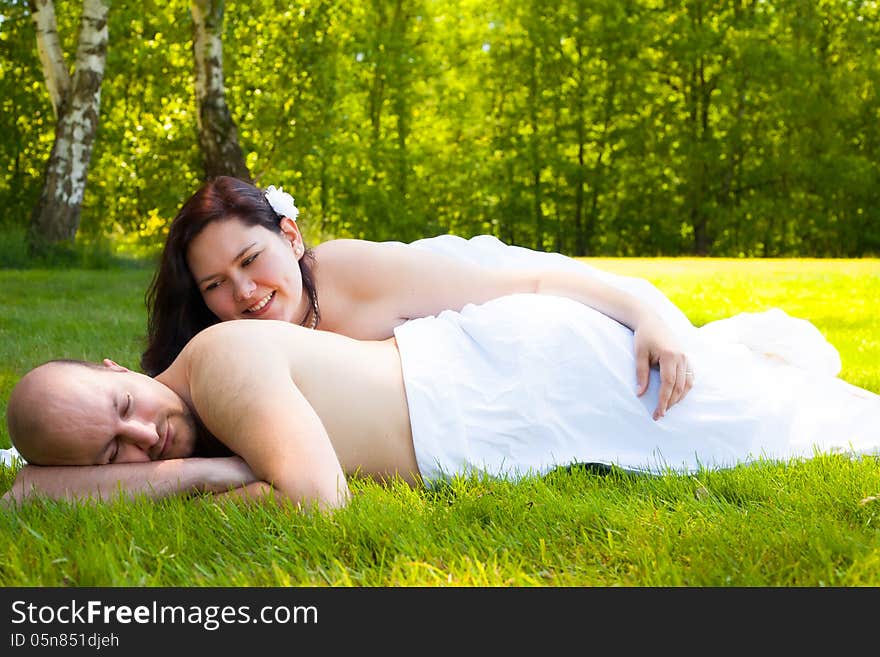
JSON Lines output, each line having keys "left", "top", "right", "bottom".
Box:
{"left": 0, "top": 227, "right": 155, "bottom": 270}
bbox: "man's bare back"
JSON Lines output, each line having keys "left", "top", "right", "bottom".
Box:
{"left": 165, "top": 320, "right": 421, "bottom": 486}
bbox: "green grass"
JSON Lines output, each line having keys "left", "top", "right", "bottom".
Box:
{"left": 1, "top": 258, "right": 879, "bottom": 586}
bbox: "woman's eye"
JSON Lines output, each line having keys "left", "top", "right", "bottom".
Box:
{"left": 242, "top": 253, "right": 258, "bottom": 267}
{"left": 124, "top": 393, "right": 133, "bottom": 418}
{"left": 204, "top": 280, "right": 221, "bottom": 291}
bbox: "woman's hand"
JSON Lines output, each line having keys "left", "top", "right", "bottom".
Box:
{"left": 633, "top": 312, "right": 694, "bottom": 420}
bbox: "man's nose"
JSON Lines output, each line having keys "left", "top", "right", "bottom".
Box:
{"left": 122, "top": 419, "right": 160, "bottom": 452}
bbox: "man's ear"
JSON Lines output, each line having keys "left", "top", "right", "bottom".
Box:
{"left": 102, "top": 358, "right": 130, "bottom": 373}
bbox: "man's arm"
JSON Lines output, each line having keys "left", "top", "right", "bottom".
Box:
{"left": 211, "top": 481, "right": 275, "bottom": 502}
{"left": 1, "top": 456, "right": 257, "bottom": 505}
{"left": 189, "top": 337, "right": 351, "bottom": 512}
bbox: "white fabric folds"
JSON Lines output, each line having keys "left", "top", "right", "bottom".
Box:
{"left": 394, "top": 290, "right": 880, "bottom": 484}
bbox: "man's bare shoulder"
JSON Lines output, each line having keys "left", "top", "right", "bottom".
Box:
{"left": 182, "top": 320, "right": 307, "bottom": 363}
{"left": 180, "top": 321, "right": 307, "bottom": 409}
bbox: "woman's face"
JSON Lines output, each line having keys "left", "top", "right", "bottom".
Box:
{"left": 186, "top": 217, "right": 311, "bottom": 324}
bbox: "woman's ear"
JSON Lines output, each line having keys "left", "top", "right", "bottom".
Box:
{"left": 279, "top": 216, "right": 305, "bottom": 256}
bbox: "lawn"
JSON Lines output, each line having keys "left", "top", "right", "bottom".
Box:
{"left": 0, "top": 258, "right": 878, "bottom": 586}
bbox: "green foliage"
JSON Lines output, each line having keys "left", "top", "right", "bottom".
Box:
{"left": 0, "top": 0, "right": 65, "bottom": 229}
{"left": 0, "top": 225, "right": 153, "bottom": 269}
{"left": 1, "top": 0, "right": 879, "bottom": 256}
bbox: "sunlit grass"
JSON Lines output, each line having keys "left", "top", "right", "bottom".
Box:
{"left": 0, "top": 259, "right": 878, "bottom": 586}
{"left": 584, "top": 258, "right": 880, "bottom": 392}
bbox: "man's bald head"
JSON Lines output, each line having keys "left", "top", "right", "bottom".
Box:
{"left": 6, "top": 358, "right": 199, "bottom": 466}
{"left": 6, "top": 360, "right": 108, "bottom": 465}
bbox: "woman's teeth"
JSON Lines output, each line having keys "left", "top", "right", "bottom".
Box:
{"left": 246, "top": 291, "right": 274, "bottom": 313}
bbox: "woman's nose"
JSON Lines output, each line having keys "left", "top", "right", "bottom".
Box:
{"left": 232, "top": 276, "right": 256, "bottom": 302}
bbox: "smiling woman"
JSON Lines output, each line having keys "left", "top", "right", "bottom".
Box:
{"left": 141, "top": 176, "right": 699, "bottom": 422}
{"left": 187, "top": 218, "right": 315, "bottom": 325}
{"left": 141, "top": 177, "right": 322, "bottom": 379}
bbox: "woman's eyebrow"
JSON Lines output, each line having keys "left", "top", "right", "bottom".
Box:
{"left": 196, "top": 242, "right": 257, "bottom": 284}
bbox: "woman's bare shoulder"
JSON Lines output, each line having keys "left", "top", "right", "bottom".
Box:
{"left": 311, "top": 239, "right": 408, "bottom": 306}
{"left": 312, "top": 238, "right": 407, "bottom": 264}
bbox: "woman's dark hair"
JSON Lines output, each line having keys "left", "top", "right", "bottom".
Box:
{"left": 141, "top": 176, "right": 318, "bottom": 376}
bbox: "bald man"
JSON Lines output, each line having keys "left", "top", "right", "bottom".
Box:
{"left": 5, "top": 295, "right": 880, "bottom": 510}
{"left": 5, "top": 317, "right": 419, "bottom": 509}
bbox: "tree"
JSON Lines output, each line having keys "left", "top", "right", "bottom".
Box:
{"left": 27, "top": 0, "right": 109, "bottom": 250}
{"left": 190, "top": 0, "right": 250, "bottom": 182}
{"left": 4, "top": 0, "right": 877, "bottom": 257}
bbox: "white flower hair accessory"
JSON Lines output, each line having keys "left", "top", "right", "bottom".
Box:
{"left": 264, "top": 185, "right": 299, "bottom": 221}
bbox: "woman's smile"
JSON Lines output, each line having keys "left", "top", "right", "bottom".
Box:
{"left": 243, "top": 290, "right": 276, "bottom": 316}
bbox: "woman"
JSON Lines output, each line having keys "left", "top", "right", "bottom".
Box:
{"left": 143, "top": 176, "right": 694, "bottom": 420}
{"left": 5, "top": 292, "right": 879, "bottom": 508}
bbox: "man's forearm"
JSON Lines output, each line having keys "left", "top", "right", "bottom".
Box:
{"left": 211, "top": 481, "right": 274, "bottom": 502}
{"left": 2, "top": 457, "right": 256, "bottom": 505}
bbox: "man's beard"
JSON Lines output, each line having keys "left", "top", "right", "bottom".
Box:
{"left": 191, "top": 414, "right": 234, "bottom": 457}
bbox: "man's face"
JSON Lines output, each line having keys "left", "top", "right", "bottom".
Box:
{"left": 24, "top": 362, "right": 198, "bottom": 466}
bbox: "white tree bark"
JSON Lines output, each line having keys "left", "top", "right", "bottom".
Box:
{"left": 30, "top": 0, "right": 70, "bottom": 116}
{"left": 191, "top": 0, "right": 251, "bottom": 181}
{"left": 28, "top": 0, "right": 110, "bottom": 247}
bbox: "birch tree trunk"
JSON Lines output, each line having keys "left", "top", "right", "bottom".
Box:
{"left": 191, "top": 0, "right": 251, "bottom": 182}
{"left": 28, "top": 0, "right": 109, "bottom": 248}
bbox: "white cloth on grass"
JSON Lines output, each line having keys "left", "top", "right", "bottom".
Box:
{"left": 0, "top": 446, "right": 23, "bottom": 468}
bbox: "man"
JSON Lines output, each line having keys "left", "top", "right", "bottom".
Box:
{"left": 5, "top": 295, "right": 879, "bottom": 510}
{"left": 5, "top": 318, "right": 420, "bottom": 509}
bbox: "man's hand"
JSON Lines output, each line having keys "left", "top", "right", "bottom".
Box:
{"left": 199, "top": 456, "right": 259, "bottom": 494}
{"left": 633, "top": 313, "right": 694, "bottom": 420}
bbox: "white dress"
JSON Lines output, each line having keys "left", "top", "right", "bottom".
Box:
{"left": 394, "top": 293, "right": 880, "bottom": 484}
{"left": 391, "top": 235, "right": 878, "bottom": 484}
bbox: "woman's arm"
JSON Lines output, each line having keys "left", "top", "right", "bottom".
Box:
{"left": 524, "top": 268, "right": 693, "bottom": 420}
{"left": 1, "top": 456, "right": 257, "bottom": 505}
{"left": 317, "top": 239, "right": 693, "bottom": 418}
